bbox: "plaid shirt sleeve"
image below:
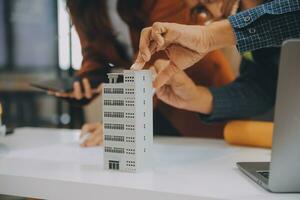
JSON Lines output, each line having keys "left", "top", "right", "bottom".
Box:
{"left": 228, "top": 0, "right": 300, "bottom": 52}
{"left": 199, "top": 46, "right": 281, "bottom": 123}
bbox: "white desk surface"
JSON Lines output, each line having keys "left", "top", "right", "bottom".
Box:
{"left": 0, "top": 128, "right": 299, "bottom": 200}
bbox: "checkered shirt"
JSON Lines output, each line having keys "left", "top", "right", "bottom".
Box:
{"left": 228, "top": 0, "right": 300, "bottom": 52}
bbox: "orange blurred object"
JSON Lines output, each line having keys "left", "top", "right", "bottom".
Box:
{"left": 224, "top": 121, "right": 273, "bottom": 148}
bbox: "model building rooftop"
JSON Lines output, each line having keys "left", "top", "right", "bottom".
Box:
{"left": 107, "top": 70, "right": 151, "bottom": 84}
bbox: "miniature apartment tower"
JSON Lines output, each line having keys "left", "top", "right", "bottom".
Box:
{"left": 102, "top": 70, "right": 153, "bottom": 172}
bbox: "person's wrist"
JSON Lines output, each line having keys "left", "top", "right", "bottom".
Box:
{"left": 190, "top": 86, "right": 213, "bottom": 114}
{"left": 206, "top": 19, "right": 236, "bottom": 50}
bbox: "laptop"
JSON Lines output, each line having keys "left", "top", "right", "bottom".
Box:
{"left": 237, "top": 39, "right": 300, "bottom": 193}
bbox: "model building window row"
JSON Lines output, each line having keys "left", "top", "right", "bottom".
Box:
{"left": 125, "top": 113, "right": 134, "bottom": 119}
{"left": 126, "top": 148, "right": 135, "bottom": 155}
{"left": 125, "top": 88, "right": 135, "bottom": 94}
{"left": 126, "top": 163, "right": 136, "bottom": 167}
{"left": 104, "top": 88, "right": 124, "bottom": 94}
{"left": 104, "top": 123, "right": 124, "bottom": 130}
{"left": 104, "top": 100, "right": 124, "bottom": 106}
{"left": 104, "top": 135, "right": 124, "bottom": 142}
{"left": 125, "top": 100, "right": 134, "bottom": 106}
{"left": 104, "top": 112, "right": 124, "bottom": 118}
{"left": 125, "top": 76, "right": 134, "bottom": 82}
{"left": 126, "top": 136, "right": 135, "bottom": 143}
{"left": 105, "top": 147, "right": 124, "bottom": 154}
{"left": 125, "top": 124, "right": 135, "bottom": 131}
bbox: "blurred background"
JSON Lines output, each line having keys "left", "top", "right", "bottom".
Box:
{"left": 0, "top": 0, "right": 101, "bottom": 129}
{"left": 0, "top": 0, "right": 243, "bottom": 131}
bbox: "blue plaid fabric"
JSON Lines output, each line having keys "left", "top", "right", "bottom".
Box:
{"left": 228, "top": 0, "right": 300, "bottom": 52}
{"left": 200, "top": 47, "right": 280, "bottom": 123}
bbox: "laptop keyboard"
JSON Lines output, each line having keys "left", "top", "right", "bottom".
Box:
{"left": 257, "top": 171, "right": 270, "bottom": 179}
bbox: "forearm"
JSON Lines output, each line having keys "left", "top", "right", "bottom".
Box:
{"left": 228, "top": 0, "right": 300, "bottom": 52}
{"left": 206, "top": 0, "right": 300, "bottom": 53}
{"left": 199, "top": 48, "right": 279, "bottom": 122}
{"left": 194, "top": 79, "right": 273, "bottom": 121}
{"left": 207, "top": 20, "right": 236, "bottom": 51}
{"left": 202, "top": 82, "right": 274, "bottom": 122}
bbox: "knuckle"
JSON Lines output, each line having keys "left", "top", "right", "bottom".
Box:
{"left": 152, "top": 22, "right": 160, "bottom": 29}
{"left": 141, "top": 27, "right": 150, "bottom": 35}
{"left": 166, "top": 64, "right": 179, "bottom": 76}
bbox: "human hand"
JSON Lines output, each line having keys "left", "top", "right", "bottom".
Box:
{"left": 150, "top": 60, "right": 213, "bottom": 114}
{"left": 131, "top": 20, "right": 235, "bottom": 89}
{"left": 48, "top": 78, "right": 102, "bottom": 100}
{"left": 80, "top": 122, "right": 103, "bottom": 147}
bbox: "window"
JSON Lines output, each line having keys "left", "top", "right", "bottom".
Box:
{"left": 125, "top": 88, "right": 134, "bottom": 94}
{"left": 10, "top": 0, "right": 57, "bottom": 70}
{"left": 125, "top": 124, "right": 135, "bottom": 130}
{"left": 104, "top": 123, "right": 124, "bottom": 130}
{"left": 125, "top": 76, "right": 134, "bottom": 82}
{"left": 104, "top": 111, "right": 124, "bottom": 118}
{"left": 109, "top": 160, "right": 120, "bottom": 170}
{"left": 104, "top": 135, "right": 124, "bottom": 142}
{"left": 104, "top": 88, "right": 124, "bottom": 94}
{"left": 125, "top": 112, "right": 134, "bottom": 119}
{"left": 104, "top": 100, "right": 124, "bottom": 106}
{"left": 105, "top": 147, "right": 124, "bottom": 154}
{"left": 125, "top": 100, "right": 134, "bottom": 106}
{"left": 126, "top": 160, "right": 135, "bottom": 167}
{"left": 0, "top": 0, "right": 6, "bottom": 67}
{"left": 126, "top": 136, "right": 135, "bottom": 143}
{"left": 126, "top": 148, "right": 135, "bottom": 155}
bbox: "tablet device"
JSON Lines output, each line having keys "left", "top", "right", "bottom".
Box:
{"left": 30, "top": 68, "right": 109, "bottom": 93}
{"left": 30, "top": 77, "right": 76, "bottom": 93}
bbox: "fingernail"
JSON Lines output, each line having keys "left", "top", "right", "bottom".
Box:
{"left": 130, "top": 63, "right": 138, "bottom": 70}
{"left": 131, "top": 63, "right": 143, "bottom": 70}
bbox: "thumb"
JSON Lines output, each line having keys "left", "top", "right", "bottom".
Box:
{"left": 153, "top": 62, "right": 180, "bottom": 89}
{"left": 81, "top": 123, "right": 99, "bottom": 138}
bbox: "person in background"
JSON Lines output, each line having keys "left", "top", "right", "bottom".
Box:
{"left": 54, "top": 0, "right": 238, "bottom": 147}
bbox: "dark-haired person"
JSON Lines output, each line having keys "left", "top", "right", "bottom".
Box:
{"left": 51, "top": 0, "right": 238, "bottom": 147}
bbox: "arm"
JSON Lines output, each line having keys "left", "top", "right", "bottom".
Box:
{"left": 201, "top": 47, "right": 280, "bottom": 122}
{"left": 48, "top": 24, "right": 109, "bottom": 103}
{"left": 229, "top": 0, "right": 300, "bottom": 52}
{"left": 50, "top": 19, "right": 131, "bottom": 104}
{"left": 132, "top": 0, "right": 300, "bottom": 89}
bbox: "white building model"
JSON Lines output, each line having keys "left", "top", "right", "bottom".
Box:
{"left": 102, "top": 70, "right": 153, "bottom": 172}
